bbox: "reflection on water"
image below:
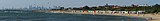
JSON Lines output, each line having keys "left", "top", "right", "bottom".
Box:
{"left": 0, "top": 11, "right": 146, "bottom": 21}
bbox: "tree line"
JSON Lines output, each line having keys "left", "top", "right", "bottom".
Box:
{"left": 78, "top": 4, "right": 160, "bottom": 14}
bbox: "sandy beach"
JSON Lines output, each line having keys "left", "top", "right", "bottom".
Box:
{"left": 45, "top": 11, "right": 160, "bottom": 21}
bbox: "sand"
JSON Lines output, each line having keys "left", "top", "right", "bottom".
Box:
{"left": 46, "top": 11, "right": 160, "bottom": 21}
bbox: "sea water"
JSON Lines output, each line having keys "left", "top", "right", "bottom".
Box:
{"left": 0, "top": 11, "right": 146, "bottom": 21}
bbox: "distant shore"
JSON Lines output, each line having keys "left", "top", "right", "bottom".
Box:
{"left": 35, "top": 10, "right": 160, "bottom": 21}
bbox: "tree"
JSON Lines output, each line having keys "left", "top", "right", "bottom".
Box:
{"left": 153, "top": 4, "right": 160, "bottom": 7}
{"left": 105, "top": 3, "right": 109, "bottom": 7}
{"left": 83, "top": 5, "right": 90, "bottom": 10}
{"left": 60, "top": 7, "right": 64, "bottom": 10}
{"left": 91, "top": 7, "right": 97, "bottom": 10}
{"left": 131, "top": 4, "right": 138, "bottom": 7}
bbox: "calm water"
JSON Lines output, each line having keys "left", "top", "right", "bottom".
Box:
{"left": 0, "top": 11, "right": 146, "bottom": 21}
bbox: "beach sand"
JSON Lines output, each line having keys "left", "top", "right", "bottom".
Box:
{"left": 46, "top": 11, "right": 160, "bottom": 21}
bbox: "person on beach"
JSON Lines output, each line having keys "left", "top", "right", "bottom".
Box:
{"left": 121, "top": 13, "right": 124, "bottom": 15}
{"left": 121, "top": 12, "right": 125, "bottom": 15}
{"left": 92, "top": 13, "right": 95, "bottom": 15}
{"left": 146, "top": 17, "right": 152, "bottom": 21}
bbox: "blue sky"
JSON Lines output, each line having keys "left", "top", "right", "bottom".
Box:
{"left": 0, "top": 0, "right": 160, "bottom": 9}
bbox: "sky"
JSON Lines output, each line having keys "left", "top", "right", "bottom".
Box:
{"left": 0, "top": 0, "right": 160, "bottom": 9}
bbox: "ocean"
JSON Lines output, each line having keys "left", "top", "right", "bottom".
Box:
{"left": 0, "top": 11, "right": 146, "bottom": 21}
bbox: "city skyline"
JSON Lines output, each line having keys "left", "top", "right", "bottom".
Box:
{"left": 0, "top": 0, "right": 160, "bottom": 9}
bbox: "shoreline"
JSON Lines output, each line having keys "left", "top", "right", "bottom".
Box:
{"left": 43, "top": 11, "right": 160, "bottom": 21}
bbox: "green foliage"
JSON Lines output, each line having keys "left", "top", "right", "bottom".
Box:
{"left": 83, "top": 5, "right": 90, "bottom": 10}
{"left": 79, "top": 4, "right": 160, "bottom": 13}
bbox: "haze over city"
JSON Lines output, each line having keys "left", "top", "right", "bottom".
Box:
{"left": 0, "top": 0, "right": 160, "bottom": 9}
